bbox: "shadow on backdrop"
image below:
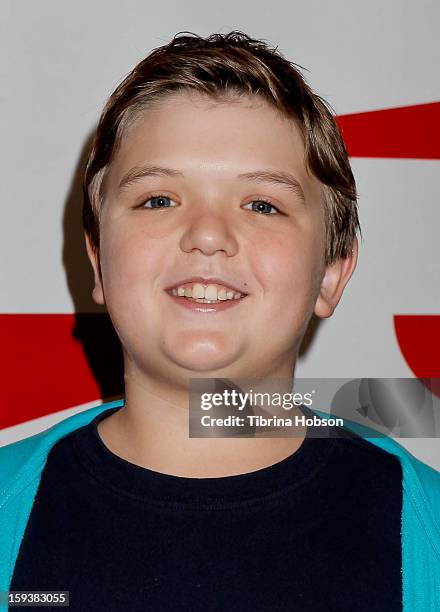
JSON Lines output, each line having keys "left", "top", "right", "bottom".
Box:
{"left": 62, "top": 131, "right": 124, "bottom": 401}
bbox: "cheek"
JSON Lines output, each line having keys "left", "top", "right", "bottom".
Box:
{"left": 99, "top": 224, "right": 165, "bottom": 302}
{"left": 247, "top": 223, "right": 324, "bottom": 352}
{"left": 248, "top": 227, "right": 317, "bottom": 303}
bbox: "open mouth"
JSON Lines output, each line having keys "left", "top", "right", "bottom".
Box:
{"left": 166, "top": 282, "right": 248, "bottom": 304}
{"left": 164, "top": 281, "right": 249, "bottom": 311}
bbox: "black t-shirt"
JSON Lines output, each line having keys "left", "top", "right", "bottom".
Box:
{"left": 11, "top": 405, "right": 403, "bottom": 611}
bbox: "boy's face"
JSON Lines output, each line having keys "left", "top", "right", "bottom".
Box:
{"left": 86, "top": 91, "right": 356, "bottom": 384}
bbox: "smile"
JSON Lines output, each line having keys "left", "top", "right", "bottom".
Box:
{"left": 165, "top": 282, "right": 248, "bottom": 312}
{"left": 169, "top": 282, "right": 245, "bottom": 303}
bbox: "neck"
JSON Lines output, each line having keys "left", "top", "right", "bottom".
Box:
{"left": 98, "top": 364, "right": 307, "bottom": 478}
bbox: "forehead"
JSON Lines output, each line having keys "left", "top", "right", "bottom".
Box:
{"left": 105, "top": 91, "right": 321, "bottom": 202}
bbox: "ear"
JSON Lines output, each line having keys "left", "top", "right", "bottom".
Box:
{"left": 84, "top": 232, "right": 105, "bottom": 305}
{"left": 314, "top": 236, "right": 358, "bottom": 319}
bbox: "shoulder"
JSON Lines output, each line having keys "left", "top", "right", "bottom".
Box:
{"left": 338, "top": 422, "right": 440, "bottom": 496}
{"left": 314, "top": 407, "right": 440, "bottom": 484}
{"left": 332, "top": 425, "right": 404, "bottom": 475}
{"left": 0, "top": 400, "right": 125, "bottom": 497}
{"left": 321, "top": 425, "right": 405, "bottom": 505}
{"left": 318, "top": 409, "right": 440, "bottom": 551}
{"left": 0, "top": 432, "right": 45, "bottom": 491}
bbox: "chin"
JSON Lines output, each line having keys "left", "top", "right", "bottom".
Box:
{"left": 162, "top": 343, "right": 245, "bottom": 374}
{"left": 161, "top": 331, "right": 245, "bottom": 373}
{"left": 171, "top": 353, "right": 241, "bottom": 374}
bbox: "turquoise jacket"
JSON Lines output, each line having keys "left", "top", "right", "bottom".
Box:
{"left": 0, "top": 400, "right": 439, "bottom": 611}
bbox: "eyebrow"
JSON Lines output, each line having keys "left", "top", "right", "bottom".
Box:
{"left": 117, "top": 164, "right": 306, "bottom": 203}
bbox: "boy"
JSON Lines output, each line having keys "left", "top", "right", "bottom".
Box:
{"left": 1, "top": 31, "right": 439, "bottom": 611}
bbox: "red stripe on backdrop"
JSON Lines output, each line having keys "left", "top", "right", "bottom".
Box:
{"left": 0, "top": 314, "right": 124, "bottom": 430}
{"left": 394, "top": 315, "right": 440, "bottom": 398}
{"left": 336, "top": 101, "right": 440, "bottom": 159}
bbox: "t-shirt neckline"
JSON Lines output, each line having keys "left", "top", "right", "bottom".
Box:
{"left": 72, "top": 403, "right": 338, "bottom": 509}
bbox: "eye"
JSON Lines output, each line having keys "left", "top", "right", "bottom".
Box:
{"left": 243, "top": 199, "right": 281, "bottom": 215}
{"left": 137, "top": 194, "right": 177, "bottom": 209}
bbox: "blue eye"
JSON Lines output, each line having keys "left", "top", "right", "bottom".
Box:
{"left": 140, "top": 195, "right": 177, "bottom": 209}
{"left": 244, "top": 199, "right": 280, "bottom": 215}
{"left": 137, "top": 195, "right": 280, "bottom": 214}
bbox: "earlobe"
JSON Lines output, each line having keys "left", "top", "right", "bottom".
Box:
{"left": 314, "top": 236, "right": 358, "bottom": 319}
{"left": 84, "top": 233, "right": 105, "bottom": 306}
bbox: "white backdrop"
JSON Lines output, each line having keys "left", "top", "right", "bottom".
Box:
{"left": 1, "top": 0, "right": 439, "bottom": 466}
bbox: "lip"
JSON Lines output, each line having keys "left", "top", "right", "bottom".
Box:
{"left": 164, "top": 277, "right": 249, "bottom": 295}
{"left": 166, "top": 292, "right": 247, "bottom": 313}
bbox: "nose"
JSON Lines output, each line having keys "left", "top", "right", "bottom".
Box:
{"left": 179, "top": 209, "right": 239, "bottom": 257}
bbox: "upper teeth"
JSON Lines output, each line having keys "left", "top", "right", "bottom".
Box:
{"left": 171, "top": 283, "right": 244, "bottom": 301}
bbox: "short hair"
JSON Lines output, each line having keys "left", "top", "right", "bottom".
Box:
{"left": 82, "top": 30, "right": 360, "bottom": 266}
